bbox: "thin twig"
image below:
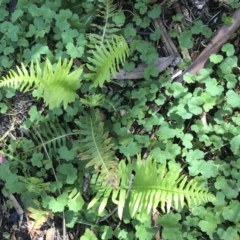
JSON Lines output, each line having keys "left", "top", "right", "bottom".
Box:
{"left": 8, "top": 194, "right": 24, "bottom": 227}
{"left": 152, "top": 18, "right": 180, "bottom": 57}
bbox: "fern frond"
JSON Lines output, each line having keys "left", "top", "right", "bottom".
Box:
{"left": 26, "top": 118, "right": 72, "bottom": 159}
{"left": 80, "top": 93, "right": 105, "bottom": 107}
{"left": 84, "top": 0, "right": 129, "bottom": 87}
{"left": 103, "top": 91, "right": 127, "bottom": 113}
{"left": 74, "top": 110, "right": 118, "bottom": 186}
{"left": 1, "top": 118, "right": 72, "bottom": 173}
{"left": 91, "top": 0, "right": 122, "bottom": 43}
{"left": 0, "top": 58, "right": 83, "bottom": 109}
{"left": 85, "top": 35, "right": 130, "bottom": 88}
{"left": 88, "top": 155, "right": 215, "bottom": 219}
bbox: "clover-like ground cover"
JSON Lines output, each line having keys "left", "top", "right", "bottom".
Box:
{"left": 0, "top": 0, "right": 240, "bottom": 239}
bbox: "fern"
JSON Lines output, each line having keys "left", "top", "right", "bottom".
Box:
{"left": 85, "top": 35, "right": 130, "bottom": 88}
{"left": 0, "top": 58, "right": 83, "bottom": 109}
{"left": 2, "top": 118, "right": 73, "bottom": 165}
{"left": 103, "top": 91, "right": 127, "bottom": 113}
{"left": 87, "top": 0, "right": 122, "bottom": 45}
{"left": 88, "top": 155, "right": 215, "bottom": 219}
{"left": 74, "top": 109, "right": 118, "bottom": 186}
{"left": 85, "top": 0, "right": 130, "bottom": 88}
{"left": 26, "top": 118, "right": 72, "bottom": 159}
{"left": 80, "top": 93, "right": 105, "bottom": 107}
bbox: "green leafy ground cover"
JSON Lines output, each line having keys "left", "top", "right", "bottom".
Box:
{"left": 0, "top": 0, "right": 240, "bottom": 239}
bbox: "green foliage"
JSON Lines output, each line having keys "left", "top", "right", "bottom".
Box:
{"left": 0, "top": 58, "right": 83, "bottom": 109}
{"left": 170, "top": 18, "right": 213, "bottom": 49}
{"left": 25, "top": 118, "right": 71, "bottom": 160}
{"left": 158, "top": 212, "right": 183, "bottom": 239}
{"left": 89, "top": 0, "right": 122, "bottom": 42}
{"left": 80, "top": 229, "right": 98, "bottom": 240}
{"left": 85, "top": 35, "right": 130, "bottom": 88}
{"left": 88, "top": 155, "right": 214, "bottom": 219}
{"left": 82, "top": 0, "right": 130, "bottom": 88}
{"left": 74, "top": 109, "right": 118, "bottom": 185}
{"left": 1, "top": 0, "right": 240, "bottom": 239}
{"left": 221, "top": 13, "right": 234, "bottom": 25}
{"left": 80, "top": 94, "right": 105, "bottom": 107}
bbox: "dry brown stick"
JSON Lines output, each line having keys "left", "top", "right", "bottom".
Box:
{"left": 175, "top": 8, "right": 240, "bottom": 81}
{"left": 172, "top": 1, "right": 191, "bottom": 60}
{"left": 153, "top": 18, "right": 180, "bottom": 57}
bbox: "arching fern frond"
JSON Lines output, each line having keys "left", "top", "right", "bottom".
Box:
{"left": 0, "top": 58, "right": 83, "bottom": 109}
{"left": 85, "top": 35, "right": 130, "bottom": 88}
{"left": 88, "top": 155, "right": 215, "bottom": 219}
{"left": 74, "top": 109, "right": 118, "bottom": 186}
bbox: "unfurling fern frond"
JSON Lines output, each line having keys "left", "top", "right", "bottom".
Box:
{"left": 88, "top": 155, "right": 215, "bottom": 219}
{"left": 74, "top": 109, "right": 118, "bottom": 186}
{"left": 0, "top": 58, "right": 83, "bottom": 109}
{"left": 85, "top": 35, "right": 130, "bottom": 88}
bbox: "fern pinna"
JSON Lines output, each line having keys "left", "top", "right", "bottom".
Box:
{"left": 74, "top": 110, "right": 118, "bottom": 187}
{"left": 88, "top": 155, "right": 215, "bottom": 219}
{"left": 0, "top": 58, "right": 83, "bottom": 109}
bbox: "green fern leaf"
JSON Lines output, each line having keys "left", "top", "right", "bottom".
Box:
{"left": 28, "top": 119, "right": 71, "bottom": 158}
{"left": 74, "top": 110, "right": 118, "bottom": 186}
{"left": 84, "top": 0, "right": 129, "bottom": 88}
{"left": 98, "top": 0, "right": 121, "bottom": 41}
{"left": 88, "top": 155, "right": 215, "bottom": 219}
{"left": 87, "top": 0, "right": 122, "bottom": 45}
{"left": 130, "top": 155, "right": 215, "bottom": 218}
{"left": 85, "top": 35, "right": 130, "bottom": 88}
{"left": 1, "top": 118, "right": 73, "bottom": 172}
{"left": 80, "top": 93, "right": 105, "bottom": 107}
{"left": 0, "top": 58, "right": 83, "bottom": 109}
{"left": 102, "top": 91, "right": 127, "bottom": 116}
{"left": 14, "top": 118, "right": 72, "bottom": 163}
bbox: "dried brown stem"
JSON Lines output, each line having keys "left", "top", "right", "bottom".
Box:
{"left": 153, "top": 18, "right": 180, "bottom": 57}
